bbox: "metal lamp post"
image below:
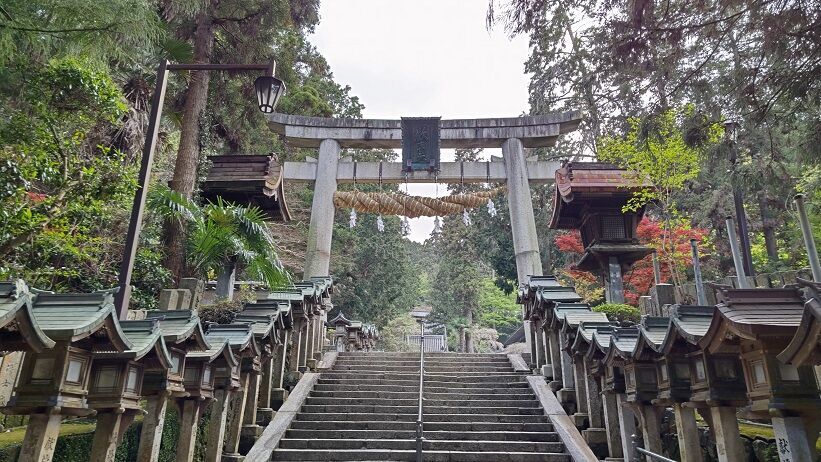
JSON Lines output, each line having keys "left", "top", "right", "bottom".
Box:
{"left": 115, "top": 60, "right": 283, "bottom": 318}
{"left": 724, "top": 119, "right": 755, "bottom": 278}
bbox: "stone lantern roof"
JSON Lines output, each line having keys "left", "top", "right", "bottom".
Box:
{"left": 30, "top": 290, "right": 131, "bottom": 352}
{"left": 778, "top": 278, "right": 821, "bottom": 366}
{"left": 144, "top": 310, "right": 209, "bottom": 352}
{"left": 95, "top": 319, "right": 172, "bottom": 368}
{"left": 0, "top": 280, "right": 55, "bottom": 352}
{"left": 633, "top": 316, "right": 671, "bottom": 360}
{"left": 328, "top": 311, "right": 352, "bottom": 327}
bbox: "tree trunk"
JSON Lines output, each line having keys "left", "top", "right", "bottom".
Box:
{"left": 458, "top": 327, "right": 466, "bottom": 353}
{"left": 164, "top": 6, "right": 216, "bottom": 282}
{"left": 758, "top": 192, "right": 779, "bottom": 263}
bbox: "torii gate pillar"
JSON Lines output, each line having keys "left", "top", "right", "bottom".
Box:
{"left": 502, "top": 138, "right": 543, "bottom": 283}
{"left": 303, "top": 138, "right": 341, "bottom": 278}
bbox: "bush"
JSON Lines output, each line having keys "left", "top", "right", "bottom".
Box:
{"left": 592, "top": 303, "right": 640, "bottom": 325}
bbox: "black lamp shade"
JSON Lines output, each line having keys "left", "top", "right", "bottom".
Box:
{"left": 255, "top": 75, "right": 286, "bottom": 113}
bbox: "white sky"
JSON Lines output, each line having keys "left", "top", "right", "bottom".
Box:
{"left": 310, "top": 0, "right": 531, "bottom": 242}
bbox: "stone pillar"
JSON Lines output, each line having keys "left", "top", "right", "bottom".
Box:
{"left": 572, "top": 357, "right": 589, "bottom": 428}
{"left": 548, "top": 330, "right": 563, "bottom": 386}
{"left": 175, "top": 399, "right": 202, "bottom": 462}
{"left": 533, "top": 319, "right": 545, "bottom": 370}
{"left": 239, "top": 371, "right": 263, "bottom": 454}
{"left": 540, "top": 326, "right": 553, "bottom": 378}
{"left": 709, "top": 406, "right": 745, "bottom": 462}
{"left": 601, "top": 390, "right": 624, "bottom": 460}
{"left": 288, "top": 321, "right": 303, "bottom": 374}
{"left": 558, "top": 331, "right": 576, "bottom": 408}
{"left": 524, "top": 320, "right": 536, "bottom": 367}
{"left": 19, "top": 413, "right": 62, "bottom": 462}
{"left": 223, "top": 373, "right": 250, "bottom": 461}
{"left": 305, "top": 315, "right": 317, "bottom": 370}
{"left": 304, "top": 138, "right": 340, "bottom": 278}
{"left": 673, "top": 403, "right": 703, "bottom": 462}
{"left": 634, "top": 403, "right": 663, "bottom": 456}
{"left": 271, "top": 330, "right": 290, "bottom": 409}
{"left": 137, "top": 393, "right": 169, "bottom": 462}
{"left": 90, "top": 412, "right": 125, "bottom": 461}
{"left": 772, "top": 416, "right": 814, "bottom": 462}
{"left": 204, "top": 388, "right": 231, "bottom": 462}
{"left": 298, "top": 320, "right": 310, "bottom": 372}
{"left": 607, "top": 256, "right": 626, "bottom": 304}
{"left": 256, "top": 356, "right": 274, "bottom": 425}
{"left": 616, "top": 394, "right": 638, "bottom": 462}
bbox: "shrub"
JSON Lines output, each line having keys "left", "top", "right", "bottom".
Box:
{"left": 593, "top": 303, "right": 640, "bottom": 325}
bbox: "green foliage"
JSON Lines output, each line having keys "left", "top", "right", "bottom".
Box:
{"left": 378, "top": 312, "right": 420, "bottom": 352}
{"left": 592, "top": 303, "right": 640, "bottom": 325}
{"left": 476, "top": 278, "right": 521, "bottom": 337}
{"left": 598, "top": 107, "right": 722, "bottom": 213}
{"left": 148, "top": 185, "right": 290, "bottom": 289}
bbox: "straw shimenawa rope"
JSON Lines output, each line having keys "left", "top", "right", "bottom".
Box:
{"left": 333, "top": 187, "right": 506, "bottom": 218}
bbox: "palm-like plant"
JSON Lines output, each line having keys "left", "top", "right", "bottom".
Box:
{"left": 148, "top": 185, "right": 290, "bottom": 298}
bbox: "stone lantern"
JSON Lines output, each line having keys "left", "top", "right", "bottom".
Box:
{"left": 87, "top": 319, "right": 172, "bottom": 461}
{"left": 571, "top": 321, "right": 615, "bottom": 457}
{"left": 536, "top": 284, "right": 583, "bottom": 384}
{"left": 329, "top": 311, "right": 352, "bottom": 352}
{"left": 5, "top": 290, "right": 131, "bottom": 462}
{"left": 603, "top": 326, "right": 666, "bottom": 457}
{"left": 137, "top": 309, "right": 209, "bottom": 462}
{"left": 242, "top": 298, "right": 293, "bottom": 409}
{"left": 268, "top": 289, "right": 309, "bottom": 376}
{"left": 584, "top": 326, "right": 626, "bottom": 460}
{"left": 552, "top": 302, "right": 608, "bottom": 416}
{"left": 179, "top": 336, "right": 236, "bottom": 462}
{"left": 701, "top": 287, "right": 820, "bottom": 461}
{"left": 234, "top": 315, "right": 279, "bottom": 454}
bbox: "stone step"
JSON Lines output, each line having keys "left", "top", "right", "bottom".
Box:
{"left": 301, "top": 404, "right": 543, "bottom": 415}
{"left": 305, "top": 397, "right": 539, "bottom": 408}
{"left": 331, "top": 365, "right": 514, "bottom": 372}
{"left": 289, "top": 420, "right": 416, "bottom": 431}
{"left": 309, "top": 390, "right": 536, "bottom": 400}
{"left": 272, "top": 449, "right": 570, "bottom": 461}
{"left": 338, "top": 353, "right": 506, "bottom": 358}
{"left": 313, "top": 383, "right": 530, "bottom": 393}
{"left": 285, "top": 429, "right": 560, "bottom": 442}
{"left": 289, "top": 420, "right": 553, "bottom": 433}
{"left": 331, "top": 360, "right": 512, "bottom": 367}
{"left": 278, "top": 438, "right": 565, "bottom": 453}
{"left": 294, "top": 413, "right": 548, "bottom": 423}
{"left": 322, "top": 372, "right": 525, "bottom": 380}
{"left": 317, "top": 378, "right": 530, "bottom": 388}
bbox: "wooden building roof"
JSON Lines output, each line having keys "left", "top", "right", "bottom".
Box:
{"left": 201, "top": 154, "right": 290, "bottom": 222}
{"left": 778, "top": 279, "right": 821, "bottom": 366}
{"left": 0, "top": 280, "right": 54, "bottom": 352}
{"left": 549, "top": 162, "right": 651, "bottom": 229}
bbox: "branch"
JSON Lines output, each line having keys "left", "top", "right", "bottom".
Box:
{"left": 0, "top": 22, "right": 119, "bottom": 34}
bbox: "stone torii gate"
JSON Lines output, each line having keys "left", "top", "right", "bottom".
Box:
{"left": 270, "top": 111, "right": 582, "bottom": 353}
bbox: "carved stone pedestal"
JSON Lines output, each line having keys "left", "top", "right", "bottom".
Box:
{"left": 256, "top": 407, "right": 274, "bottom": 426}
{"left": 270, "top": 388, "right": 289, "bottom": 409}
{"left": 239, "top": 424, "right": 263, "bottom": 454}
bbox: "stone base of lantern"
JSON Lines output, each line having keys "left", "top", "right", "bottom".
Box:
{"left": 221, "top": 453, "right": 245, "bottom": 462}
{"left": 256, "top": 407, "right": 274, "bottom": 426}
{"left": 604, "top": 458, "right": 625, "bottom": 462}
{"left": 541, "top": 365, "right": 553, "bottom": 378}
{"left": 306, "top": 358, "right": 316, "bottom": 370}
{"left": 572, "top": 412, "right": 589, "bottom": 429}
{"left": 548, "top": 380, "right": 562, "bottom": 392}
{"left": 582, "top": 427, "right": 608, "bottom": 459}
{"left": 238, "top": 424, "right": 263, "bottom": 454}
{"left": 271, "top": 388, "right": 289, "bottom": 409}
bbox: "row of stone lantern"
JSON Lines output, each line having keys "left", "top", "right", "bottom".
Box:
{"left": 519, "top": 275, "right": 821, "bottom": 462}
{"left": 0, "top": 276, "right": 334, "bottom": 462}
{"left": 328, "top": 312, "right": 379, "bottom": 352}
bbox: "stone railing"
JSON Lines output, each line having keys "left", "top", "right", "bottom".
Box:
{"left": 0, "top": 276, "right": 335, "bottom": 462}
{"left": 519, "top": 275, "right": 821, "bottom": 462}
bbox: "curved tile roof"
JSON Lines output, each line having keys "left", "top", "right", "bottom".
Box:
{"left": 778, "top": 279, "right": 821, "bottom": 366}
{"left": 0, "top": 280, "right": 54, "bottom": 352}
{"left": 96, "top": 319, "right": 172, "bottom": 367}
{"left": 144, "top": 310, "right": 209, "bottom": 351}
{"left": 30, "top": 291, "right": 131, "bottom": 351}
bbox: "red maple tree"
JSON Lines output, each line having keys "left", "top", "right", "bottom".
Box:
{"left": 554, "top": 218, "right": 709, "bottom": 305}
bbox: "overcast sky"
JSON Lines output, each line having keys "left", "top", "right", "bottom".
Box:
{"left": 310, "top": 0, "right": 531, "bottom": 242}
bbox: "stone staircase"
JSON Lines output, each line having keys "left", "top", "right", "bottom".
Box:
{"left": 271, "top": 352, "right": 570, "bottom": 461}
